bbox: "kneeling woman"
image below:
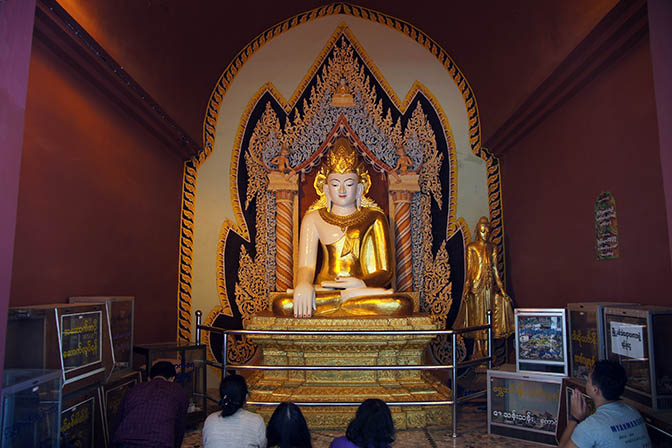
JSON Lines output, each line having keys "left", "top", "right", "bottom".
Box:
{"left": 330, "top": 399, "right": 395, "bottom": 448}
{"left": 202, "top": 374, "right": 267, "bottom": 448}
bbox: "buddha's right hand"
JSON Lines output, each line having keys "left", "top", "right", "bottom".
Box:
{"left": 320, "top": 277, "right": 366, "bottom": 289}
{"left": 293, "top": 283, "right": 315, "bottom": 318}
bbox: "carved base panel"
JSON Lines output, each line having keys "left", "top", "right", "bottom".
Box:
{"left": 245, "top": 313, "right": 452, "bottom": 429}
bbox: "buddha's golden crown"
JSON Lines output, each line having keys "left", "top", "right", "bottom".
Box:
{"left": 324, "top": 139, "right": 359, "bottom": 174}
{"left": 314, "top": 137, "right": 371, "bottom": 196}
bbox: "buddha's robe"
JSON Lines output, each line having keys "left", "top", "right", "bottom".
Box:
{"left": 272, "top": 208, "right": 412, "bottom": 317}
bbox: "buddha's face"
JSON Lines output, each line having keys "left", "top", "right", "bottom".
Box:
{"left": 325, "top": 172, "right": 362, "bottom": 208}
{"left": 477, "top": 222, "right": 490, "bottom": 241}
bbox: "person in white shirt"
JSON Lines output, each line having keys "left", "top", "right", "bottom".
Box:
{"left": 202, "top": 374, "right": 266, "bottom": 448}
{"left": 559, "top": 360, "right": 651, "bottom": 448}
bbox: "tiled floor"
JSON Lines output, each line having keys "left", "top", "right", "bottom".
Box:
{"left": 182, "top": 400, "right": 546, "bottom": 447}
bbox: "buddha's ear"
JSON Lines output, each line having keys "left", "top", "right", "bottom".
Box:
{"left": 324, "top": 185, "right": 332, "bottom": 212}
{"left": 356, "top": 183, "right": 364, "bottom": 210}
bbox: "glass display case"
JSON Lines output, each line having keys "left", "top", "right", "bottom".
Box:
{"left": 603, "top": 306, "right": 672, "bottom": 410}
{"left": 60, "top": 386, "right": 106, "bottom": 448}
{"left": 515, "top": 308, "right": 568, "bottom": 376}
{"left": 487, "top": 365, "right": 564, "bottom": 446}
{"left": 69, "top": 297, "right": 134, "bottom": 376}
{"left": 567, "top": 302, "right": 638, "bottom": 379}
{"left": 102, "top": 370, "right": 142, "bottom": 441}
{"left": 133, "top": 342, "right": 207, "bottom": 425}
{"left": 6, "top": 304, "right": 114, "bottom": 394}
{"left": 1, "top": 369, "right": 62, "bottom": 448}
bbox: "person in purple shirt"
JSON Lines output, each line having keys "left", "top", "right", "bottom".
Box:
{"left": 330, "top": 399, "right": 395, "bottom": 448}
{"left": 112, "top": 361, "right": 189, "bottom": 448}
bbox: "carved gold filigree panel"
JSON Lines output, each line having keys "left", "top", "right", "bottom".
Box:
{"left": 201, "top": 26, "right": 471, "bottom": 366}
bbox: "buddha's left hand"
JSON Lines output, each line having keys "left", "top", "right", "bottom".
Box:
{"left": 320, "top": 277, "right": 366, "bottom": 289}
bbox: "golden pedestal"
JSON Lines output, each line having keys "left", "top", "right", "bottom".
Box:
{"left": 245, "top": 312, "right": 452, "bottom": 429}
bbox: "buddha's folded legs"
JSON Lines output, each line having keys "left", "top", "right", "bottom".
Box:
{"left": 340, "top": 294, "right": 413, "bottom": 316}
{"left": 271, "top": 291, "right": 413, "bottom": 317}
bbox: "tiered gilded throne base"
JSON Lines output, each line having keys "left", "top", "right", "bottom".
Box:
{"left": 245, "top": 312, "right": 452, "bottom": 429}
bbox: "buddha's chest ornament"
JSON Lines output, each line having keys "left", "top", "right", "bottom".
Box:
{"left": 318, "top": 208, "right": 367, "bottom": 232}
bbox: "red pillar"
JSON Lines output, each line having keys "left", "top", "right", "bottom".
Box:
{"left": 648, "top": 0, "right": 672, "bottom": 270}
{"left": 0, "top": 0, "right": 36, "bottom": 386}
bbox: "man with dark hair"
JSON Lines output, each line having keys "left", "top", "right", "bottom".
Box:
{"left": 559, "top": 360, "right": 651, "bottom": 447}
{"left": 112, "top": 361, "right": 190, "bottom": 448}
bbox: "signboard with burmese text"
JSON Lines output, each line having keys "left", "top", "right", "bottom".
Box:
{"left": 60, "top": 397, "right": 94, "bottom": 447}
{"left": 60, "top": 311, "right": 102, "bottom": 371}
{"left": 488, "top": 367, "right": 563, "bottom": 445}
{"left": 569, "top": 309, "right": 598, "bottom": 379}
{"left": 609, "top": 321, "right": 645, "bottom": 359}
{"left": 489, "top": 376, "right": 561, "bottom": 433}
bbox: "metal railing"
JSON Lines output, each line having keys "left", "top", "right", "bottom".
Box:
{"left": 194, "top": 310, "right": 493, "bottom": 437}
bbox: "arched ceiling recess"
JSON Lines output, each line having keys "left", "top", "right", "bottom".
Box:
{"left": 59, "top": 0, "right": 618, "bottom": 146}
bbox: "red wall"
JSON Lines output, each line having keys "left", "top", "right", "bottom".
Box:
{"left": 501, "top": 36, "right": 672, "bottom": 308}
{"left": 10, "top": 36, "right": 184, "bottom": 344}
{"left": 648, "top": 0, "right": 672, "bottom": 271}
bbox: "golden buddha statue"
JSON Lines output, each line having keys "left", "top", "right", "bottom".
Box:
{"left": 271, "top": 137, "right": 413, "bottom": 318}
{"left": 330, "top": 77, "right": 354, "bottom": 108}
{"left": 455, "top": 217, "right": 514, "bottom": 357}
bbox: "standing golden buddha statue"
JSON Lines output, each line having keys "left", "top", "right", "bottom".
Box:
{"left": 455, "top": 217, "right": 514, "bottom": 358}
{"left": 271, "top": 138, "right": 413, "bottom": 318}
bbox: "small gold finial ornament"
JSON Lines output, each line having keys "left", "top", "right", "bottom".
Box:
{"left": 313, "top": 137, "right": 371, "bottom": 198}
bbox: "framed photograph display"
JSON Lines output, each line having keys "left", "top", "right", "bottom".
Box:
{"left": 603, "top": 306, "right": 672, "bottom": 410}
{"left": 567, "top": 302, "right": 638, "bottom": 380}
{"left": 488, "top": 365, "right": 563, "bottom": 446}
{"left": 515, "top": 308, "right": 568, "bottom": 376}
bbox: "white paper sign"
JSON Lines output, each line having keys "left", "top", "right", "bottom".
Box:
{"left": 610, "top": 322, "right": 645, "bottom": 359}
